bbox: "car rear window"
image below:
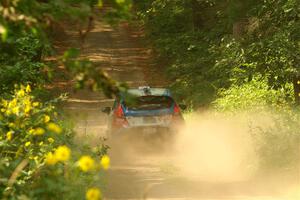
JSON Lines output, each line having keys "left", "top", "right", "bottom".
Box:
{"left": 123, "top": 96, "right": 174, "bottom": 111}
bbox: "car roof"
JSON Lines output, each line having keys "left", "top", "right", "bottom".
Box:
{"left": 122, "top": 87, "right": 172, "bottom": 97}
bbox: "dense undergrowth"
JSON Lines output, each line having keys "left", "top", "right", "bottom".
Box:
{"left": 133, "top": 0, "right": 300, "bottom": 173}
{"left": 0, "top": 0, "right": 126, "bottom": 199}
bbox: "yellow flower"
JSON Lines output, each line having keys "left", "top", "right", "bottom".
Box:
{"left": 39, "top": 141, "right": 44, "bottom": 146}
{"left": 26, "top": 85, "right": 31, "bottom": 93}
{"left": 44, "top": 115, "right": 51, "bottom": 123}
{"left": 47, "top": 123, "right": 62, "bottom": 134}
{"left": 17, "top": 89, "right": 25, "bottom": 97}
{"left": 8, "top": 99, "right": 17, "bottom": 108}
{"left": 54, "top": 146, "right": 71, "bottom": 162}
{"left": 6, "top": 131, "right": 13, "bottom": 141}
{"left": 12, "top": 106, "right": 20, "bottom": 115}
{"left": 28, "top": 128, "right": 35, "bottom": 134}
{"left": 5, "top": 110, "right": 11, "bottom": 115}
{"left": 78, "top": 156, "right": 95, "bottom": 172}
{"left": 47, "top": 137, "right": 55, "bottom": 143}
{"left": 32, "top": 102, "right": 39, "bottom": 107}
{"left": 45, "top": 152, "right": 57, "bottom": 165}
{"left": 86, "top": 188, "right": 101, "bottom": 200}
{"left": 24, "top": 104, "right": 31, "bottom": 113}
{"left": 100, "top": 155, "right": 110, "bottom": 170}
{"left": 1, "top": 108, "right": 5, "bottom": 112}
{"left": 34, "top": 128, "right": 45, "bottom": 135}
{"left": 25, "top": 141, "right": 31, "bottom": 147}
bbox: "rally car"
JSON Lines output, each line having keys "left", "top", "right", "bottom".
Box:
{"left": 102, "top": 86, "right": 185, "bottom": 139}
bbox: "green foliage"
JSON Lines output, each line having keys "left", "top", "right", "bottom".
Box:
{"left": 62, "top": 48, "right": 128, "bottom": 98}
{"left": 134, "top": 0, "right": 300, "bottom": 107}
{"left": 0, "top": 86, "right": 109, "bottom": 199}
{"left": 102, "top": 0, "right": 133, "bottom": 24}
{"left": 0, "top": 0, "right": 126, "bottom": 198}
{"left": 213, "top": 78, "right": 294, "bottom": 112}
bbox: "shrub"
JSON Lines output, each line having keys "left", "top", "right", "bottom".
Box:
{"left": 0, "top": 85, "right": 109, "bottom": 199}
{"left": 213, "top": 78, "right": 294, "bottom": 112}
{"left": 214, "top": 79, "right": 300, "bottom": 172}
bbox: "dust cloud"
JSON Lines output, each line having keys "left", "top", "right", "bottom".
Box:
{"left": 107, "top": 110, "right": 300, "bottom": 199}
{"left": 174, "top": 111, "right": 258, "bottom": 182}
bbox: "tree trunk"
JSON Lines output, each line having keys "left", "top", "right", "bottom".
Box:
{"left": 191, "top": 0, "right": 203, "bottom": 30}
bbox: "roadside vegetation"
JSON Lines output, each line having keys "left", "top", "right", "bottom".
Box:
{"left": 0, "top": 0, "right": 124, "bottom": 199}
{"left": 133, "top": 0, "right": 300, "bottom": 173}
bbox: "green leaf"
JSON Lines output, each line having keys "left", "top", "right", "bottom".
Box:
{"left": 63, "top": 48, "right": 80, "bottom": 59}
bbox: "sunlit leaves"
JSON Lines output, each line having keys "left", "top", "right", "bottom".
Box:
{"left": 0, "top": 24, "right": 8, "bottom": 41}
{"left": 98, "top": 0, "right": 103, "bottom": 8}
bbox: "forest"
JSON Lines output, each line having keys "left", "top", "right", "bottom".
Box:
{"left": 0, "top": 0, "right": 299, "bottom": 199}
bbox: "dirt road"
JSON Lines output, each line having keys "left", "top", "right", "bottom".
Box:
{"left": 59, "top": 13, "right": 298, "bottom": 200}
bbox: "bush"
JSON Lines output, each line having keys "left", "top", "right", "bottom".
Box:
{"left": 213, "top": 79, "right": 300, "bottom": 172}
{"left": 0, "top": 85, "right": 109, "bottom": 200}
{"left": 213, "top": 78, "right": 294, "bottom": 112}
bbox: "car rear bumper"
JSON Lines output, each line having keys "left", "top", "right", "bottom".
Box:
{"left": 111, "top": 125, "right": 178, "bottom": 136}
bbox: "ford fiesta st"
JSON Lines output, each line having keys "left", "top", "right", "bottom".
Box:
{"left": 102, "top": 86, "right": 185, "bottom": 139}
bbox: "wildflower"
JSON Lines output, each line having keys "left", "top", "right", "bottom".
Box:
{"left": 12, "top": 106, "right": 20, "bottom": 115}
{"left": 45, "top": 152, "right": 57, "bottom": 165}
{"left": 44, "top": 115, "right": 51, "bottom": 123}
{"left": 25, "top": 141, "right": 31, "bottom": 147}
{"left": 6, "top": 131, "right": 13, "bottom": 141}
{"left": 5, "top": 110, "right": 11, "bottom": 115}
{"left": 54, "top": 146, "right": 71, "bottom": 162}
{"left": 26, "top": 85, "right": 31, "bottom": 93}
{"left": 8, "top": 99, "right": 17, "bottom": 108}
{"left": 34, "top": 128, "right": 45, "bottom": 135}
{"left": 47, "top": 123, "right": 62, "bottom": 134}
{"left": 47, "top": 137, "right": 55, "bottom": 143}
{"left": 1, "top": 108, "right": 5, "bottom": 112}
{"left": 100, "top": 155, "right": 110, "bottom": 170}
{"left": 86, "top": 188, "right": 101, "bottom": 200}
{"left": 24, "top": 104, "right": 31, "bottom": 114}
{"left": 17, "top": 89, "right": 25, "bottom": 97}
{"left": 78, "top": 156, "right": 95, "bottom": 172}
{"left": 29, "top": 128, "right": 35, "bottom": 134}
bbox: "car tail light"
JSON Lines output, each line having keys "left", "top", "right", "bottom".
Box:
{"left": 173, "top": 104, "right": 181, "bottom": 115}
{"left": 172, "top": 103, "right": 184, "bottom": 126}
{"left": 113, "top": 104, "right": 128, "bottom": 128}
{"left": 115, "top": 104, "right": 124, "bottom": 118}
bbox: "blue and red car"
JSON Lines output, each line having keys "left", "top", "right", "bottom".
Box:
{"left": 102, "top": 86, "right": 185, "bottom": 138}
